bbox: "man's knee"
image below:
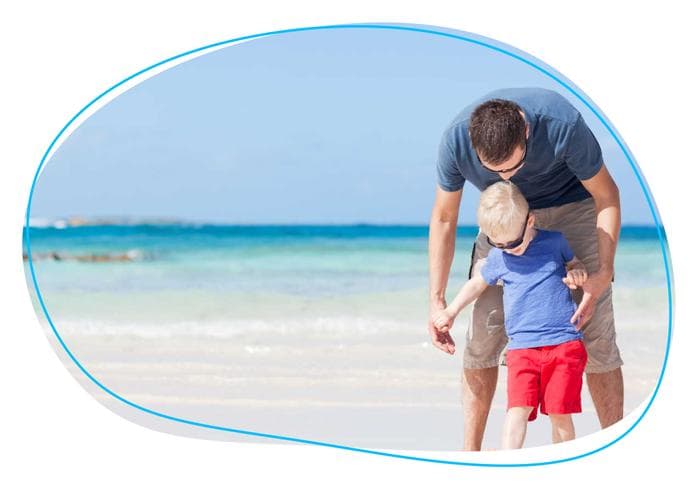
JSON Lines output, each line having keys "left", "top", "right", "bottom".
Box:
{"left": 462, "top": 367, "right": 499, "bottom": 403}
{"left": 586, "top": 367, "right": 624, "bottom": 391}
{"left": 587, "top": 368, "right": 624, "bottom": 427}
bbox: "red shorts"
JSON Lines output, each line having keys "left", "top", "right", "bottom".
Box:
{"left": 506, "top": 339, "right": 587, "bottom": 421}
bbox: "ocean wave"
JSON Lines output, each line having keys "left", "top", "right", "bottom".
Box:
{"left": 53, "top": 316, "right": 424, "bottom": 338}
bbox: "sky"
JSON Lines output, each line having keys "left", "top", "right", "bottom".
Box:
{"left": 30, "top": 26, "right": 656, "bottom": 225}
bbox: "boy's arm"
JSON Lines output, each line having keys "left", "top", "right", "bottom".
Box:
{"left": 446, "top": 272, "right": 490, "bottom": 317}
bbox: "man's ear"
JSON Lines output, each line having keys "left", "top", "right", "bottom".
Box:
{"left": 518, "top": 109, "right": 529, "bottom": 140}
{"left": 527, "top": 213, "right": 536, "bottom": 227}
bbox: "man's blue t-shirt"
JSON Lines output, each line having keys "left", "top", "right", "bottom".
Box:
{"left": 437, "top": 88, "right": 603, "bottom": 209}
{"left": 480, "top": 229, "right": 582, "bottom": 350}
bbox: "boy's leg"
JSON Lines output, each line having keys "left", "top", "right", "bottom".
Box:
{"left": 502, "top": 407, "right": 535, "bottom": 449}
{"left": 549, "top": 414, "right": 575, "bottom": 443}
{"left": 504, "top": 349, "right": 541, "bottom": 450}
{"left": 462, "top": 233, "right": 509, "bottom": 450}
{"left": 541, "top": 340, "right": 587, "bottom": 444}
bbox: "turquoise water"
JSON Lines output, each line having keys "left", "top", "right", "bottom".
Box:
{"left": 23, "top": 223, "right": 667, "bottom": 334}
{"left": 25, "top": 224, "right": 664, "bottom": 287}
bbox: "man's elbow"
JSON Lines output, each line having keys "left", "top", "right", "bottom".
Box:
{"left": 592, "top": 179, "right": 620, "bottom": 209}
{"left": 609, "top": 179, "right": 620, "bottom": 202}
{"left": 431, "top": 210, "right": 459, "bottom": 227}
{"left": 605, "top": 183, "right": 620, "bottom": 208}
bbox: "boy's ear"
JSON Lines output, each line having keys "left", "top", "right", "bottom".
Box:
{"left": 527, "top": 213, "right": 536, "bottom": 227}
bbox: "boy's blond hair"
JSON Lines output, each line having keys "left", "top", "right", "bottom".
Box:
{"left": 477, "top": 181, "right": 530, "bottom": 239}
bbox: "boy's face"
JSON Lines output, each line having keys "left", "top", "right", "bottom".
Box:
{"left": 488, "top": 213, "right": 536, "bottom": 256}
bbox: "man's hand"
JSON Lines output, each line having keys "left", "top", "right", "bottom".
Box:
{"left": 428, "top": 302, "right": 455, "bottom": 355}
{"left": 562, "top": 268, "right": 588, "bottom": 289}
{"left": 570, "top": 269, "right": 612, "bottom": 330}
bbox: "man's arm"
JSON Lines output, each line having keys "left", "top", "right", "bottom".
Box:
{"left": 572, "top": 164, "right": 621, "bottom": 326}
{"left": 428, "top": 185, "right": 463, "bottom": 354}
{"left": 565, "top": 256, "right": 587, "bottom": 271}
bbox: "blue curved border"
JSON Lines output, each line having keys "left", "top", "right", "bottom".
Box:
{"left": 23, "top": 23, "right": 673, "bottom": 467}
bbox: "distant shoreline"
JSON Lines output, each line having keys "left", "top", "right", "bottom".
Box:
{"left": 22, "top": 224, "right": 662, "bottom": 262}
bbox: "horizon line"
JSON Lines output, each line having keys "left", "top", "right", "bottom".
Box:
{"left": 26, "top": 218, "right": 659, "bottom": 229}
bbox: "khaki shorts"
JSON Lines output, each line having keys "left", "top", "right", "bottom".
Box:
{"left": 464, "top": 197, "right": 623, "bottom": 374}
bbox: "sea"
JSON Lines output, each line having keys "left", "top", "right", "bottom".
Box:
{"left": 22, "top": 224, "right": 670, "bottom": 451}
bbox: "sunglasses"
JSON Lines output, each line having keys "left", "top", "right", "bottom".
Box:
{"left": 487, "top": 213, "right": 531, "bottom": 250}
{"left": 478, "top": 143, "right": 527, "bottom": 174}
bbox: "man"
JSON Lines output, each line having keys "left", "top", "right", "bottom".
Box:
{"left": 428, "top": 87, "right": 623, "bottom": 450}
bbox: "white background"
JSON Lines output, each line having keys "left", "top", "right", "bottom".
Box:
{"left": 1, "top": 1, "right": 696, "bottom": 480}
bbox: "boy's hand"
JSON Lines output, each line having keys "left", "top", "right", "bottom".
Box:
{"left": 433, "top": 309, "right": 455, "bottom": 333}
{"left": 562, "top": 268, "right": 588, "bottom": 289}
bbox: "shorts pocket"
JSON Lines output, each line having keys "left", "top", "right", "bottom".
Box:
{"left": 561, "top": 340, "right": 588, "bottom": 365}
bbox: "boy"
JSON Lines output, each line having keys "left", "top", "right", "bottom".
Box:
{"left": 434, "top": 181, "right": 589, "bottom": 449}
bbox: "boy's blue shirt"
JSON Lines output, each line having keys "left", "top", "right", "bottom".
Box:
{"left": 480, "top": 229, "right": 582, "bottom": 350}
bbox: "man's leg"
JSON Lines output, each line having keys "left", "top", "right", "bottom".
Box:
{"left": 462, "top": 234, "right": 508, "bottom": 451}
{"left": 587, "top": 368, "right": 624, "bottom": 428}
{"left": 462, "top": 366, "right": 499, "bottom": 451}
{"left": 540, "top": 199, "right": 625, "bottom": 428}
{"left": 578, "top": 285, "right": 623, "bottom": 427}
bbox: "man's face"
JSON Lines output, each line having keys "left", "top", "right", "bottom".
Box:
{"left": 479, "top": 144, "right": 527, "bottom": 181}
{"left": 477, "top": 120, "right": 529, "bottom": 180}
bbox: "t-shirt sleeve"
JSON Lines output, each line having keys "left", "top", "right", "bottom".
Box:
{"left": 562, "top": 114, "right": 604, "bottom": 181}
{"left": 480, "top": 249, "right": 503, "bottom": 285}
{"left": 436, "top": 129, "right": 466, "bottom": 192}
{"left": 559, "top": 233, "right": 575, "bottom": 264}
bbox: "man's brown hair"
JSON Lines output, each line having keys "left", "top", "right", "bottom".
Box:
{"left": 468, "top": 99, "right": 527, "bottom": 165}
